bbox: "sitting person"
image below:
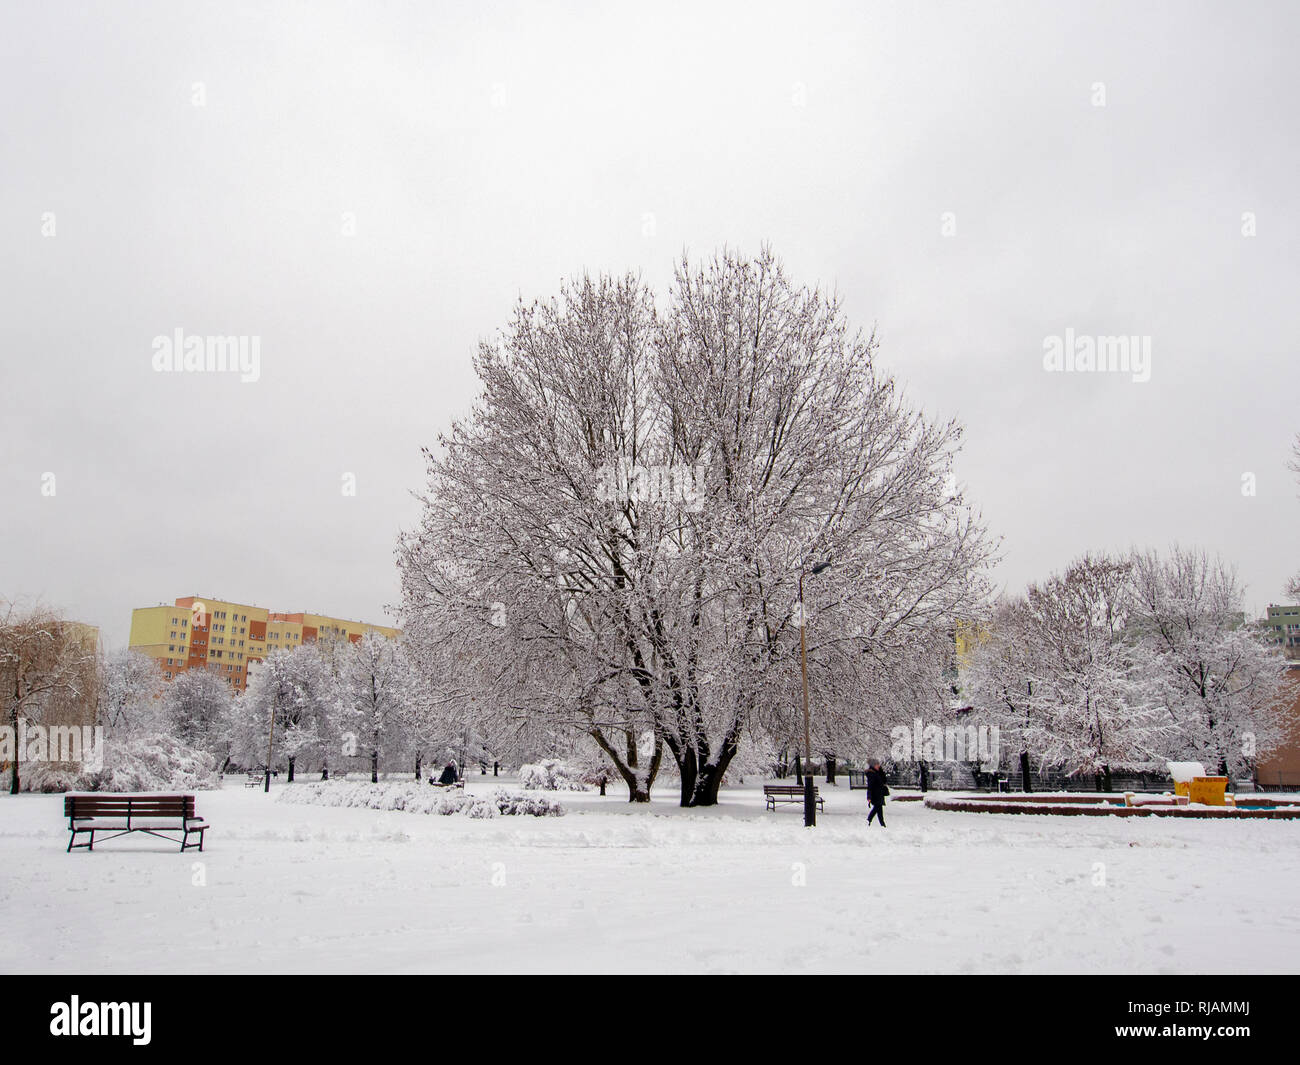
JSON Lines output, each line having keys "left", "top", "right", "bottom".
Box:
{"left": 435, "top": 762, "right": 459, "bottom": 786}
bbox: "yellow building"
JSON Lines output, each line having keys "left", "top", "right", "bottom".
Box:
{"left": 128, "top": 596, "right": 399, "bottom": 691}
{"left": 954, "top": 618, "right": 989, "bottom": 672}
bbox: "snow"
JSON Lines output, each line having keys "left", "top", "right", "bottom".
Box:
{"left": 1167, "top": 761, "right": 1207, "bottom": 783}
{"left": 4, "top": 778, "right": 1299, "bottom": 974}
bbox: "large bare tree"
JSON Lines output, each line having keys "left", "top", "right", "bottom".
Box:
{"left": 398, "top": 248, "right": 994, "bottom": 804}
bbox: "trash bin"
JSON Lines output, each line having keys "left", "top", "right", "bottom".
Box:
{"left": 1188, "top": 776, "right": 1229, "bottom": 806}
{"left": 1167, "top": 761, "right": 1207, "bottom": 799}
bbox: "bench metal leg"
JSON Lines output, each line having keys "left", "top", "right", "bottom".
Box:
{"left": 67, "top": 825, "right": 97, "bottom": 852}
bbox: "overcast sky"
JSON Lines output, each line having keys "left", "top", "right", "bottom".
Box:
{"left": 2, "top": 0, "right": 1297, "bottom": 649}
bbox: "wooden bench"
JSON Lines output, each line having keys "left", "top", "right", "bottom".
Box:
{"left": 764, "top": 784, "right": 824, "bottom": 811}
{"left": 244, "top": 771, "right": 263, "bottom": 788}
{"left": 65, "top": 794, "right": 209, "bottom": 853}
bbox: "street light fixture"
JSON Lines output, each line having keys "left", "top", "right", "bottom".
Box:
{"left": 799, "top": 559, "right": 831, "bottom": 827}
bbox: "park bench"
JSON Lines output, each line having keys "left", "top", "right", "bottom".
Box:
{"left": 244, "top": 771, "right": 263, "bottom": 788}
{"left": 764, "top": 783, "right": 824, "bottom": 811}
{"left": 65, "top": 794, "right": 209, "bottom": 853}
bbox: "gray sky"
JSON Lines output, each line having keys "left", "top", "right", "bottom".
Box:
{"left": 3, "top": 0, "right": 1298, "bottom": 649}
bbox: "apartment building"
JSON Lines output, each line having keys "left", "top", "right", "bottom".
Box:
{"left": 1262, "top": 603, "right": 1300, "bottom": 659}
{"left": 128, "top": 595, "right": 399, "bottom": 691}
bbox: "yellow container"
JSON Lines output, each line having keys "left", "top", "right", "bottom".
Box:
{"left": 1187, "top": 776, "right": 1229, "bottom": 806}
{"left": 1174, "top": 780, "right": 1191, "bottom": 797}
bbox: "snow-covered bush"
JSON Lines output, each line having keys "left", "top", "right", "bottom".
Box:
{"left": 490, "top": 788, "right": 565, "bottom": 816}
{"left": 518, "top": 759, "right": 592, "bottom": 792}
{"left": 277, "top": 780, "right": 564, "bottom": 817}
{"left": 22, "top": 732, "right": 222, "bottom": 793}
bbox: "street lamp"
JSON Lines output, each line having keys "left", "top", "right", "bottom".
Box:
{"left": 799, "top": 559, "right": 831, "bottom": 827}
{"left": 263, "top": 698, "right": 276, "bottom": 794}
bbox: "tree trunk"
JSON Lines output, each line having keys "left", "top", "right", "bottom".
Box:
{"left": 678, "top": 745, "right": 698, "bottom": 806}
{"left": 1020, "top": 749, "right": 1032, "bottom": 793}
{"left": 793, "top": 753, "right": 802, "bottom": 785}
{"left": 919, "top": 760, "right": 929, "bottom": 792}
{"left": 415, "top": 752, "right": 422, "bottom": 781}
{"left": 8, "top": 701, "right": 19, "bottom": 795}
{"left": 590, "top": 725, "right": 660, "bottom": 802}
{"left": 690, "top": 743, "right": 738, "bottom": 806}
{"left": 826, "top": 756, "right": 836, "bottom": 785}
{"left": 371, "top": 749, "right": 379, "bottom": 784}
{"left": 287, "top": 757, "right": 296, "bottom": 783}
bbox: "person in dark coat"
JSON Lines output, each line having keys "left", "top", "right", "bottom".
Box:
{"left": 436, "top": 762, "right": 459, "bottom": 786}
{"left": 865, "top": 758, "right": 889, "bottom": 827}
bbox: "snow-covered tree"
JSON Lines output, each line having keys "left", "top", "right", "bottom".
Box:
{"left": 1, "top": 602, "right": 99, "bottom": 794}
{"left": 981, "top": 555, "right": 1174, "bottom": 788}
{"left": 161, "top": 666, "right": 234, "bottom": 767}
{"left": 398, "top": 248, "right": 993, "bottom": 804}
{"left": 1130, "top": 546, "right": 1289, "bottom": 777}
{"left": 98, "top": 648, "right": 164, "bottom": 734}
{"left": 338, "top": 633, "right": 423, "bottom": 782}
{"left": 1288, "top": 432, "right": 1300, "bottom": 602}
{"left": 964, "top": 597, "right": 1043, "bottom": 790}
{"left": 238, "top": 645, "right": 341, "bottom": 782}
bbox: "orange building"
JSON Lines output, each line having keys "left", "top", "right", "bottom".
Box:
{"left": 1258, "top": 664, "right": 1300, "bottom": 790}
{"left": 128, "top": 595, "right": 399, "bottom": 691}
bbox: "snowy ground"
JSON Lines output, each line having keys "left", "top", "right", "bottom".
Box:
{"left": 4, "top": 777, "right": 1299, "bottom": 974}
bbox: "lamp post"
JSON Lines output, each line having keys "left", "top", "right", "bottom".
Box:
{"left": 798, "top": 559, "right": 831, "bottom": 827}
{"left": 263, "top": 697, "right": 276, "bottom": 794}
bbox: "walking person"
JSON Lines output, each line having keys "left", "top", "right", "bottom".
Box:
{"left": 865, "top": 758, "right": 889, "bottom": 828}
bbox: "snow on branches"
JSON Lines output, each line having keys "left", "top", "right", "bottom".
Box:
{"left": 965, "top": 548, "right": 1290, "bottom": 782}
{"left": 397, "top": 247, "right": 994, "bottom": 805}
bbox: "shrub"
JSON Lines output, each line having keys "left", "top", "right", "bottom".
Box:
{"left": 278, "top": 780, "right": 564, "bottom": 817}
{"left": 518, "top": 759, "right": 592, "bottom": 792}
{"left": 22, "top": 732, "right": 221, "bottom": 793}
